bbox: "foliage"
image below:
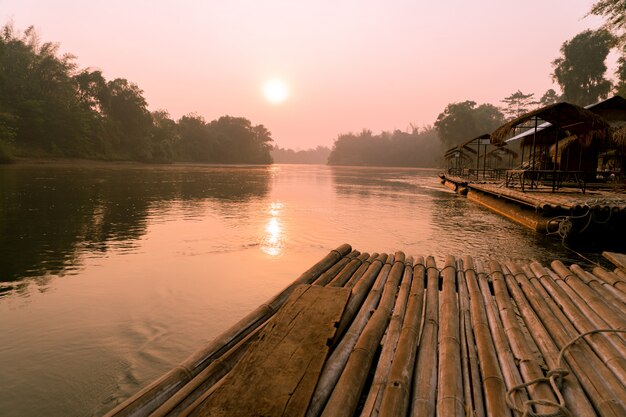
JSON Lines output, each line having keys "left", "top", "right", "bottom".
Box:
{"left": 271, "top": 146, "right": 331, "bottom": 164}
{"left": 500, "top": 90, "right": 538, "bottom": 120}
{"left": 589, "top": 0, "right": 626, "bottom": 44}
{"left": 615, "top": 47, "right": 626, "bottom": 97}
{"left": 327, "top": 127, "right": 441, "bottom": 167}
{"left": 539, "top": 89, "right": 560, "bottom": 107}
{"left": 0, "top": 23, "right": 273, "bottom": 164}
{"left": 552, "top": 29, "right": 615, "bottom": 106}
{"left": 434, "top": 101, "right": 504, "bottom": 148}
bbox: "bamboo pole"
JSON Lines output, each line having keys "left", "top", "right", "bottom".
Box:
{"left": 151, "top": 323, "right": 266, "bottom": 417}
{"left": 410, "top": 256, "right": 440, "bottom": 417}
{"left": 458, "top": 261, "right": 473, "bottom": 417}
{"left": 321, "top": 253, "right": 406, "bottom": 417}
{"left": 569, "top": 264, "right": 626, "bottom": 310}
{"left": 360, "top": 256, "right": 413, "bottom": 417}
{"left": 552, "top": 261, "right": 626, "bottom": 333}
{"left": 456, "top": 259, "right": 485, "bottom": 417}
{"left": 435, "top": 256, "right": 464, "bottom": 417}
{"left": 313, "top": 250, "right": 359, "bottom": 286}
{"left": 377, "top": 256, "right": 425, "bottom": 417}
{"left": 305, "top": 254, "right": 389, "bottom": 417}
{"left": 334, "top": 254, "right": 388, "bottom": 340}
{"left": 463, "top": 256, "right": 510, "bottom": 417}
{"left": 105, "top": 244, "right": 351, "bottom": 417}
{"left": 477, "top": 260, "right": 528, "bottom": 412}
{"left": 327, "top": 252, "right": 370, "bottom": 287}
{"left": 489, "top": 261, "right": 558, "bottom": 416}
{"left": 528, "top": 263, "right": 626, "bottom": 396}
{"left": 602, "top": 252, "right": 626, "bottom": 274}
{"left": 515, "top": 262, "right": 626, "bottom": 417}
{"left": 615, "top": 268, "right": 626, "bottom": 281}
{"left": 592, "top": 266, "right": 626, "bottom": 295}
{"left": 503, "top": 261, "right": 598, "bottom": 417}
{"left": 345, "top": 253, "right": 380, "bottom": 289}
{"left": 546, "top": 263, "right": 626, "bottom": 366}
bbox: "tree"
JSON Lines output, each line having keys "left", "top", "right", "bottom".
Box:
{"left": 616, "top": 49, "right": 626, "bottom": 97}
{"left": 539, "top": 89, "right": 560, "bottom": 107}
{"left": 434, "top": 101, "right": 504, "bottom": 148}
{"left": 589, "top": 0, "right": 626, "bottom": 44}
{"left": 552, "top": 29, "right": 615, "bottom": 105}
{"left": 500, "top": 90, "right": 537, "bottom": 119}
{"left": 327, "top": 127, "right": 441, "bottom": 167}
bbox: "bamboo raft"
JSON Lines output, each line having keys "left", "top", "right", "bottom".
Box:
{"left": 105, "top": 244, "right": 626, "bottom": 417}
{"left": 440, "top": 174, "right": 626, "bottom": 237}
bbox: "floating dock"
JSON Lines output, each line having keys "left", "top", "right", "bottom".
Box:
{"left": 106, "top": 244, "right": 626, "bottom": 417}
{"left": 440, "top": 174, "right": 626, "bottom": 238}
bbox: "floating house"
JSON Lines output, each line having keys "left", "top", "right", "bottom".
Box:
{"left": 440, "top": 96, "right": 626, "bottom": 239}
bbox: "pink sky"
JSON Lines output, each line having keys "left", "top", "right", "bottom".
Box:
{"left": 0, "top": 1, "right": 609, "bottom": 149}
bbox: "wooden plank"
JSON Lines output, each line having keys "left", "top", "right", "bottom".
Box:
{"left": 191, "top": 284, "right": 350, "bottom": 417}
{"left": 603, "top": 252, "right": 626, "bottom": 275}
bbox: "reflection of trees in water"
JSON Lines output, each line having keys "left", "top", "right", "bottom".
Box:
{"left": 0, "top": 166, "right": 270, "bottom": 284}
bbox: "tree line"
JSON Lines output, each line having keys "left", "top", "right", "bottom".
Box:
{"left": 328, "top": 1, "right": 626, "bottom": 165}
{"left": 327, "top": 127, "right": 440, "bottom": 167}
{"left": 0, "top": 24, "right": 273, "bottom": 164}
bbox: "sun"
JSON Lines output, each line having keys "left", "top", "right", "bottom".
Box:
{"left": 263, "top": 78, "right": 289, "bottom": 104}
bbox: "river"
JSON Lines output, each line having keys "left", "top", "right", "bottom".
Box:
{"left": 0, "top": 163, "right": 608, "bottom": 417}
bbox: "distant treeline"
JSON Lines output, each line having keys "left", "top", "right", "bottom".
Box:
{"left": 271, "top": 146, "right": 331, "bottom": 164}
{"left": 327, "top": 128, "right": 441, "bottom": 167}
{"left": 0, "top": 24, "right": 272, "bottom": 164}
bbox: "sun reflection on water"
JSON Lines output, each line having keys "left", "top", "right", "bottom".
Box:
{"left": 261, "top": 202, "right": 284, "bottom": 256}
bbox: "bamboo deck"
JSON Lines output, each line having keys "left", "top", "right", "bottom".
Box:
{"left": 442, "top": 174, "right": 626, "bottom": 212}
{"left": 106, "top": 244, "right": 626, "bottom": 417}
{"left": 440, "top": 174, "right": 626, "bottom": 236}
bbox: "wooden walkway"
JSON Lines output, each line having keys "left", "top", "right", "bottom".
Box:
{"left": 106, "top": 245, "right": 626, "bottom": 417}
{"left": 443, "top": 174, "right": 626, "bottom": 211}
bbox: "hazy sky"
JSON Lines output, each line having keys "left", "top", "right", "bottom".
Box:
{"left": 1, "top": 1, "right": 609, "bottom": 149}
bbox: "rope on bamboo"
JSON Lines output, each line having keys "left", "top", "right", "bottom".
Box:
{"left": 506, "top": 329, "right": 626, "bottom": 417}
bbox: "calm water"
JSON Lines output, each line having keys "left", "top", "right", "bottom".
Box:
{"left": 0, "top": 163, "right": 608, "bottom": 417}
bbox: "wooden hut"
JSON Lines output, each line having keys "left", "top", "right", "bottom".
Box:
{"left": 444, "top": 134, "right": 515, "bottom": 180}
{"left": 491, "top": 102, "right": 610, "bottom": 192}
{"left": 586, "top": 95, "right": 626, "bottom": 180}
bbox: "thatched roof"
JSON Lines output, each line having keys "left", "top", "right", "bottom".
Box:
{"left": 491, "top": 102, "right": 609, "bottom": 146}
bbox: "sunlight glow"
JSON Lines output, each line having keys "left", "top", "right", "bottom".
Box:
{"left": 261, "top": 202, "right": 285, "bottom": 256}
{"left": 262, "top": 79, "right": 289, "bottom": 104}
